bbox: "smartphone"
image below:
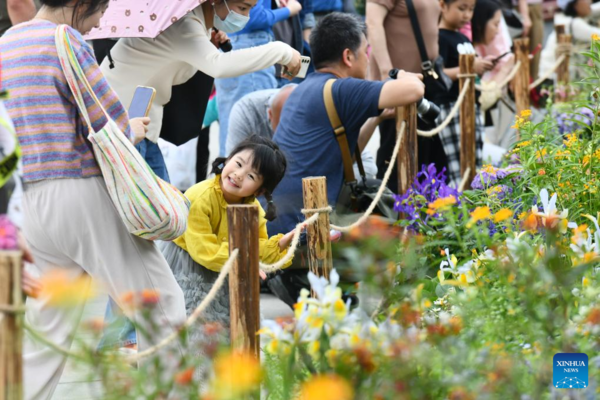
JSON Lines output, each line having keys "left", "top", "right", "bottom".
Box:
{"left": 296, "top": 56, "right": 311, "bottom": 79}
{"left": 492, "top": 52, "right": 510, "bottom": 64}
{"left": 128, "top": 86, "right": 156, "bottom": 118}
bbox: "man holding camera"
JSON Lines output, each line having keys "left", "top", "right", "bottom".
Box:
{"left": 267, "top": 12, "right": 424, "bottom": 237}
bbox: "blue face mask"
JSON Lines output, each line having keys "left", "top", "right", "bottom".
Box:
{"left": 213, "top": 0, "right": 250, "bottom": 34}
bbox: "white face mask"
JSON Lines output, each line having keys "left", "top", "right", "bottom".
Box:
{"left": 212, "top": 0, "right": 250, "bottom": 33}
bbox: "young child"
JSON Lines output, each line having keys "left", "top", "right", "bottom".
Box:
{"left": 437, "top": 0, "right": 491, "bottom": 185}
{"left": 159, "top": 135, "right": 297, "bottom": 329}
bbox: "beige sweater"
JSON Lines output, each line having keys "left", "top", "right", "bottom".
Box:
{"left": 101, "top": 6, "right": 293, "bottom": 143}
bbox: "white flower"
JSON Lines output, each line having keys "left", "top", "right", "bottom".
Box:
{"left": 532, "top": 188, "right": 577, "bottom": 231}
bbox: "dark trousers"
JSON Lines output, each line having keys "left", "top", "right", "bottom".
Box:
{"left": 376, "top": 118, "right": 449, "bottom": 193}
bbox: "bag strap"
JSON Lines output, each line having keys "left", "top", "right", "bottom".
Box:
{"left": 55, "top": 25, "right": 109, "bottom": 135}
{"left": 404, "top": 0, "right": 433, "bottom": 71}
{"left": 323, "top": 79, "right": 366, "bottom": 183}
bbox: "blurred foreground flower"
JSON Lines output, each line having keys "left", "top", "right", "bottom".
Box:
{"left": 300, "top": 374, "right": 354, "bottom": 400}
{"left": 210, "top": 351, "right": 262, "bottom": 398}
{"left": 39, "top": 270, "right": 96, "bottom": 307}
{"left": 0, "top": 215, "right": 18, "bottom": 250}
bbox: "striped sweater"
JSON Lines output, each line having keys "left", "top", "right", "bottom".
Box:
{"left": 0, "top": 20, "right": 131, "bottom": 182}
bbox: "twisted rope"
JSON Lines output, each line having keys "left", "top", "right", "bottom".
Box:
{"left": 529, "top": 54, "right": 566, "bottom": 90}
{"left": 329, "top": 122, "right": 406, "bottom": 232}
{"left": 416, "top": 79, "right": 471, "bottom": 138}
{"left": 458, "top": 167, "right": 472, "bottom": 192}
{"left": 24, "top": 250, "right": 239, "bottom": 363}
{"left": 259, "top": 213, "right": 321, "bottom": 273}
{"left": 475, "top": 60, "right": 522, "bottom": 92}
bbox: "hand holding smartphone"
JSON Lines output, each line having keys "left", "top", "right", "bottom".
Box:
{"left": 128, "top": 86, "right": 156, "bottom": 118}
{"left": 295, "top": 56, "right": 311, "bottom": 79}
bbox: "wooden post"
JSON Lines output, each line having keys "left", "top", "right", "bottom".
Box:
{"left": 513, "top": 38, "right": 530, "bottom": 115}
{"left": 302, "top": 177, "right": 332, "bottom": 280}
{"left": 459, "top": 54, "right": 476, "bottom": 189}
{"left": 556, "top": 34, "right": 572, "bottom": 88}
{"left": 396, "top": 104, "right": 418, "bottom": 196}
{"left": 0, "top": 251, "right": 23, "bottom": 400}
{"left": 227, "top": 205, "right": 260, "bottom": 359}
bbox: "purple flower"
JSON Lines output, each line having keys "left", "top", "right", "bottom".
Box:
{"left": 471, "top": 165, "right": 509, "bottom": 190}
{"left": 394, "top": 164, "right": 461, "bottom": 224}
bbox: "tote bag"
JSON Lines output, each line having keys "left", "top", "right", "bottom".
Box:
{"left": 55, "top": 25, "right": 190, "bottom": 241}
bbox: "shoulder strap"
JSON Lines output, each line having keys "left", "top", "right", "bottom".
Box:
{"left": 55, "top": 25, "right": 109, "bottom": 134}
{"left": 404, "top": 0, "right": 430, "bottom": 66}
{"left": 323, "top": 79, "right": 366, "bottom": 183}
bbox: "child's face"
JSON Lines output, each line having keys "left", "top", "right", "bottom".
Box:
{"left": 221, "top": 149, "right": 264, "bottom": 201}
{"left": 483, "top": 9, "right": 502, "bottom": 45}
{"left": 574, "top": 0, "right": 592, "bottom": 17}
{"left": 441, "top": 0, "right": 475, "bottom": 30}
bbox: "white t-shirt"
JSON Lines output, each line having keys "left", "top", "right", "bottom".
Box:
{"left": 101, "top": 6, "right": 293, "bottom": 142}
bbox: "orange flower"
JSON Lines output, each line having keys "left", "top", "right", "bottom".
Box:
{"left": 38, "top": 270, "right": 96, "bottom": 307}
{"left": 538, "top": 169, "right": 546, "bottom": 176}
{"left": 174, "top": 367, "right": 194, "bottom": 385}
{"left": 522, "top": 212, "right": 538, "bottom": 231}
{"left": 212, "top": 351, "right": 262, "bottom": 396}
{"left": 586, "top": 308, "right": 600, "bottom": 325}
{"left": 141, "top": 289, "right": 160, "bottom": 307}
{"left": 467, "top": 206, "right": 491, "bottom": 227}
{"left": 300, "top": 374, "right": 354, "bottom": 400}
{"left": 493, "top": 208, "right": 513, "bottom": 223}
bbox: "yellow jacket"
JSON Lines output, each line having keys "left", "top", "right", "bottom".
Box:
{"left": 174, "top": 175, "right": 292, "bottom": 272}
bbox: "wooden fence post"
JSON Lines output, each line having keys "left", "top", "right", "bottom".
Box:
{"left": 396, "top": 104, "right": 418, "bottom": 196}
{"left": 0, "top": 251, "right": 23, "bottom": 400}
{"left": 227, "top": 205, "right": 260, "bottom": 359}
{"left": 556, "top": 33, "right": 572, "bottom": 98}
{"left": 513, "top": 38, "right": 530, "bottom": 115}
{"left": 302, "top": 177, "right": 332, "bottom": 279}
{"left": 459, "top": 54, "right": 476, "bottom": 189}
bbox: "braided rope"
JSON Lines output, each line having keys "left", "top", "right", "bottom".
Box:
{"left": 529, "top": 54, "right": 566, "bottom": 90}
{"left": 475, "top": 60, "right": 522, "bottom": 92}
{"left": 24, "top": 250, "right": 239, "bottom": 363}
{"left": 329, "top": 122, "right": 406, "bottom": 232}
{"left": 258, "top": 213, "right": 321, "bottom": 273}
{"left": 416, "top": 79, "right": 471, "bottom": 138}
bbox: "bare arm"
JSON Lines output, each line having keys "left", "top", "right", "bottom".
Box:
{"left": 366, "top": 3, "right": 393, "bottom": 79}
{"left": 517, "top": 0, "right": 531, "bottom": 37}
{"left": 7, "top": 0, "right": 36, "bottom": 25}
{"left": 378, "top": 73, "right": 425, "bottom": 109}
{"left": 357, "top": 108, "right": 395, "bottom": 152}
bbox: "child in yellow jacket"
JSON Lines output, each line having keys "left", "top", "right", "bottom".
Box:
{"left": 160, "top": 135, "right": 296, "bottom": 330}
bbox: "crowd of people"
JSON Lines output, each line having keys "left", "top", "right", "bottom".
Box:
{"left": 0, "top": 0, "right": 595, "bottom": 398}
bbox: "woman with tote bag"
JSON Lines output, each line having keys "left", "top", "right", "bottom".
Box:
{"left": 0, "top": 1, "right": 187, "bottom": 398}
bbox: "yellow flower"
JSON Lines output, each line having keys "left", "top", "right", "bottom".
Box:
{"left": 212, "top": 351, "right": 262, "bottom": 396}
{"left": 493, "top": 208, "right": 513, "bottom": 223}
{"left": 520, "top": 109, "right": 532, "bottom": 118}
{"left": 583, "top": 277, "right": 590, "bottom": 287}
{"left": 564, "top": 133, "right": 577, "bottom": 148}
{"left": 39, "top": 270, "right": 96, "bottom": 307}
{"left": 593, "top": 33, "right": 600, "bottom": 41}
{"left": 427, "top": 195, "right": 457, "bottom": 215}
{"left": 333, "top": 298, "right": 347, "bottom": 320}
{"left": 300, "top": 374, "right": 354, "bottom": 400}
{"left": 535, "top": 148, "right": 547, "bottom": 159}
{"left": 467, "top": 206, "right": 491, "bottom": 227}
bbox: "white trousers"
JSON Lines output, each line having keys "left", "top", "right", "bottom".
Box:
{"left": 21, "top": 177, "right": 186, "bottom": 399}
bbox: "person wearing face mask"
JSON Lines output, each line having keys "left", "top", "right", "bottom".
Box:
{"left": 100, "top": 0, "right": 302, "bottom": 177}
{"left": 213, "top": 0, "right": 303, "bottom": 157}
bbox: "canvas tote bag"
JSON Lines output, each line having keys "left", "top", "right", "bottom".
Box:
{"left": 55, "top": 25, "right": 190, "bottom": 241}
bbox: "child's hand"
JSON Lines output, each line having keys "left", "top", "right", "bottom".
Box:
{"left": 259, "top": 269, "right": 267, "bottom": 280}
{"left": 278, "top": 222, "right": 308, "bottom": 251}
{"left": 474, "top": 57, "right": 494, "bottom": 76}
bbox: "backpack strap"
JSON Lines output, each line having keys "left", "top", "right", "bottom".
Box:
{"left": 323, "top": 79, "right": 366, "bottom": 183}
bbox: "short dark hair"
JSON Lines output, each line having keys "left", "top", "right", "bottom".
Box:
{"left": 309, "top": 12, "right": 366, "bottom": 69}
{"left": 563, "top": 0, "right": 578, "bottom": 17}
{"left": 40, "top": 0, "right": 109, "bottom": 27}
{"left": 472, "top": 0, "right": 502, "bottom": 44}
{"left": 211, "top": 135, "right": 287, "bottom": 221}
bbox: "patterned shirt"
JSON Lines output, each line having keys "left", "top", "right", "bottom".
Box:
{"left": 0, "top": 20, "right": 131, "bottom": 182}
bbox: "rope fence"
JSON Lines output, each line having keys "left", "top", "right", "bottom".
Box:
{"left": 9, "top": 42, "right": 577, "bottom": 367}
{"left": 416, "top": 79, "right": 471, "bottom": 138}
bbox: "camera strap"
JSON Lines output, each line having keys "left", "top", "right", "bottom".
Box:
{"left": 323, "top": 79, "right": 366, "bottom": 185}
{"left": 405, "top": 0, "right": 434, "bottom": 75}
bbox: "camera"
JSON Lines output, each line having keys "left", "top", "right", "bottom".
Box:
{"left": 388, "top": 68, "right": 441, "bottom": 126}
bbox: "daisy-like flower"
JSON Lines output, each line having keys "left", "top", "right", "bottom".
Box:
{"left": 531, "top": 188, "right": 577, "bottom": 232}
